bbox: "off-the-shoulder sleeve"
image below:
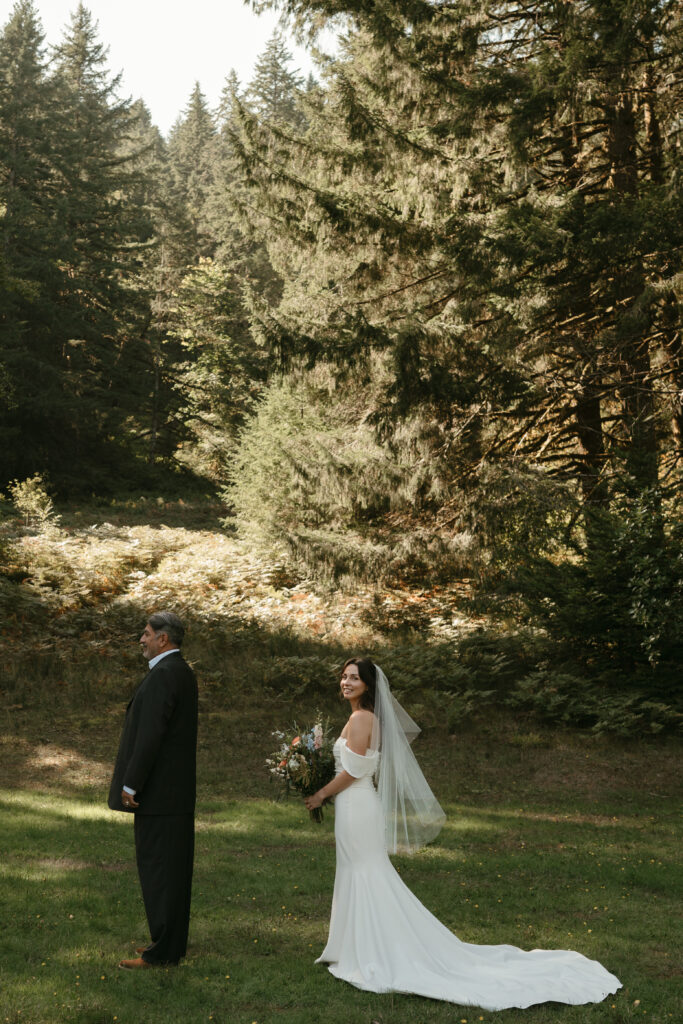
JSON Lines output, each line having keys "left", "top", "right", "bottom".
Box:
{"left": 340, "top": 742, "right": 378, "bottom": 779}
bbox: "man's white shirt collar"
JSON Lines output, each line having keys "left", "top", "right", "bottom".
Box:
{"left": 148, "top": 648, "right": 180, "bottom": 669}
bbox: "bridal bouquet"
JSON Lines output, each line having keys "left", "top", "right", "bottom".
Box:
{"left": 266, "top": 716, "right": 336, "bottom": 822}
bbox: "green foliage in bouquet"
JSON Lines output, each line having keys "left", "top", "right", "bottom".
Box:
{"left": 266, "top": 715, "right": 336, "bottom": 822}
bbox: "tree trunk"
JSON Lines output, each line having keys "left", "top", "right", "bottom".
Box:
{"left": 661, "top": 291, "right": 683, "bottom": 463}
{"left": 641, "top": 62, "right": 664, "bottom": 185}
{"left": 607, "top": 91, "right": 659, "bottom": 490}
{"left": 574, "top": 382, "right": 608, "bottom": 507}
{"left": 149, "top": 347, "right": 159, "bottom": 464}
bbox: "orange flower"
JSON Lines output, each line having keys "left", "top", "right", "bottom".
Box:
{"left": 291, "top": 736, "right": 301, "bottom": 746}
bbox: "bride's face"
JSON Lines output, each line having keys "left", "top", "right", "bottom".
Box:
{"left": 340, "top": 663, "right": 367, "bottom": 703}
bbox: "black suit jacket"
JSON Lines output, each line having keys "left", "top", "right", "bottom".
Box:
{"left": 108, "top": 652, "right": 198, "bottom": 815}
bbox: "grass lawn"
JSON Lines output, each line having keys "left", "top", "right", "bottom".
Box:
{"left": 0, "top": 503, "right": 681, "bottom": 1023}
{"left": 2, "top": 707, "right": 680, "bottom": 1024}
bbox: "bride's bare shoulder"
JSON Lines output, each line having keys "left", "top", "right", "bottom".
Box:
{"left": 347, "top": 708, "right": 375, "bottom": 737}
{"left": 349, "top": 708, "right": 375, "bottom": 723}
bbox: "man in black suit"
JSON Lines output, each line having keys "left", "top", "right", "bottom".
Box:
{"left": 108, "top": 610, "right": 198, "bottom": 970}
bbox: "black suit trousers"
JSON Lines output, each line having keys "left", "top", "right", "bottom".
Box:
{"left": 134, "top": 813, "right": 194, "bottom": 965}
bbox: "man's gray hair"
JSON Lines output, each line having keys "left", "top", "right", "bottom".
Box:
{"left": 147, "top": 610, "right": 185, "bottom": 647}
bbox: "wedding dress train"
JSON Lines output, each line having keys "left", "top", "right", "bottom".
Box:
{"left": 315, "top": 738, "right": 622, "bottom": 1011}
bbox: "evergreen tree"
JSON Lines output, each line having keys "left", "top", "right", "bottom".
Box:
{"left": 167, "top": 257, "right": 271, "bottom": 479}
{"left": 147, "top": 84, "right": 226, "bottom": 469}
{"left": 226, "top": 0, "right": 683, "bottom": 698}
{"left": 234, "top": 1, "right": 682, "bottom": 523}
{"left": 245, "top": 30, "right": 305, "bottom": 128}
{"left": 156, "top": 39, "right": 312, "bottom": 482}
{"left": 161, "top": 70, "right": 276, "bottom": 480}
{"left": 116, "top": 98, "right": 179, "bottom": 465}
{"left": 43, "top": 3, "right": 157, "bottom": 486}
{"left": 0, "top": 1, "right": 61, "bottom": 478}
{"left": 0, "top": 2, "right": 160, "bottom": 489}
{"left": 209, "top": 65, "right": 283, "bottom": 305}
{"left": 211, "top": 70, "right": 247, "bottom": 261}
{"left": 166, "top": 83, "right": 217, "bottom": 264}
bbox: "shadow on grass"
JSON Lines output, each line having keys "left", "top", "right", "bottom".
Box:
{"left": 0, "top": 597, "right": 355, "bottom": 797}
{"left": 2, "top": 783, "right": 681, "bottom": 1023}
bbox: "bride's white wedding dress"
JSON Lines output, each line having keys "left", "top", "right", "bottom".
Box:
{"left": 316, "top": 738, "right": 622, "bottom": 1011}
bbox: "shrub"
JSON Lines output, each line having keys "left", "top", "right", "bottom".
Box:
{"left": 506, "top": 669, "right": 682, "bottom": 736}
{"left": 462, "top": 463, "right": 579, "bottom": 582}
{"left": 513, "top": 490, "right": 683, "bottom": 699}
{"left": 225, "top": 374, "right": 478, "bottom": 585}
{"left": 225, "top": 376, "right": 410, "bottom": 581}
{"left": 8, "top": 473, "right": 61, "bottom": 533}
{"left": 260, "top": 654, "right": 343, "bottom": 696}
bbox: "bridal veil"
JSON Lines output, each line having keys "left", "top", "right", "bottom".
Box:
{"left": 369, "top": 665, "right": 446, "bottom": 853}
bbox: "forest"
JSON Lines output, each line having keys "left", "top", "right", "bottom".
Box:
{"left": 1, "top": 0, "right": 682, "bottom": 730}
{"left": 1, "top": 3, "right": 682, "bottom": 1022}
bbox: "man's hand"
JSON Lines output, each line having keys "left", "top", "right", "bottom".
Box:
{"left": 121, "top": 789, "right": 139, "bottom": 809}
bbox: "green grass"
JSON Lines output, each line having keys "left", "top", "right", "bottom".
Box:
{"left": 0, "top": 502, "right": 681, "bottom": 1023}
{"left": 2, "top": 712, "right": 680, "bottom": 1024}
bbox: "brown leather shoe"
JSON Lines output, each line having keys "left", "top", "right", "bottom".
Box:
{"left": 135, "top": 947, "right": 148, "bottom": 955}
{"left": 118, "top": 957, "right": 153, "bottom": 970}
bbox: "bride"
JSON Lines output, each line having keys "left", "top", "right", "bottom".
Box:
{"left": 304, "top": 657, "right": 622, "bottom": 1011}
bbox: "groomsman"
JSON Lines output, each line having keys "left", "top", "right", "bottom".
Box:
{"left": 108, "top": 610, "right": 198, "bottom": 969}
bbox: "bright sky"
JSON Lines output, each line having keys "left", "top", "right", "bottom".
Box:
{"left": 12, "top": 0, "right": 320, "bottom": 135}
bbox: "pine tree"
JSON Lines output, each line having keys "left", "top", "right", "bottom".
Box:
{"left": 166, "top": 257, "right": 271, "bottom": 478}
{"left": 166, "top": 83, "right": 217, "bottom": 264}
{"left": 245, "top": 30, "right": 305, "bottom": 128}
{"left": 143, "top": 84, "right": 225, "bottom": 468}
{"left": 156, "top": 40, "right": 311, "bottom": 482}
{"left": 233, "top": 1, "right": 682, "bottom": 517}
{"left": 0, "top": 3, "right": 161, "bottom": 489}
{"left": 115, "top": 98, "right": 181, "bottom": 465}
{"left": 160, "top": 71, "right": 275, "bottom": 479}
{"left": 41, "top": 3, "right": 157, "bottom": 487}
{"left": 0, "top": 1, "right": 62, "bottom": 479}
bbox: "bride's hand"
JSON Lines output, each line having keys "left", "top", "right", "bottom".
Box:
{"left": 305, "top": 791, "right": 324, "bottom": 810}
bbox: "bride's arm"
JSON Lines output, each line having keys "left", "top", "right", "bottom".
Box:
{"left": 304, "top": 711, "right": 373, "bottom": 810}
{"left": 304, "top": 768, "right": 355, "bottom": 809}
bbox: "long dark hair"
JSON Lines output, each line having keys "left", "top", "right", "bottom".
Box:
{"left": 340, "top": 657, "right": 376, "bottom": 711}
